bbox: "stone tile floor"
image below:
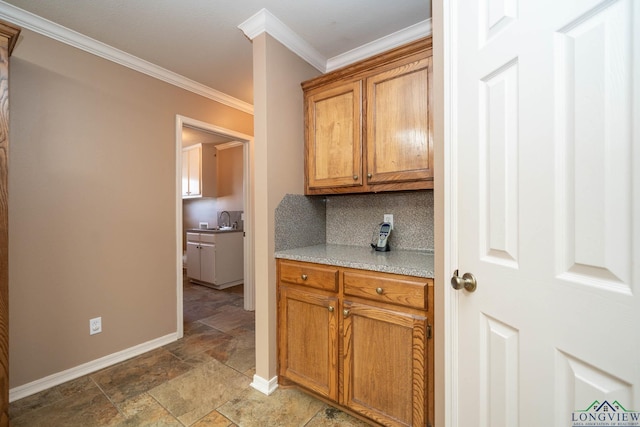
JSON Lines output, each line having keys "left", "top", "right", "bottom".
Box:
{"left": 9, "top": 279, "right": 373, "bottom": 426}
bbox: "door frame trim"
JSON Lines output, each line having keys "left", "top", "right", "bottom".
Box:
{"left": 175, "top": 115, "right": 254, "bottom": 339}
{"left": 434, "top": 1, "right": 458, "bottom": 426}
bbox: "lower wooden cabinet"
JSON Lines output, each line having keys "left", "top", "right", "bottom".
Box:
{"left": 278, "top": 285, "right": 339, "bottom": 401}
{"left": 343, "top": 301, "right": 427, "bottom": 426}
{"left": 277, "top": 259, "right": 434, "bottom": 427}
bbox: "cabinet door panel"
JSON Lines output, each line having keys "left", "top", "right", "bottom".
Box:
{"left": 187, "top": 146, "right": 201, "bottom": 196}
{"left": 181, "top": 154, "right": 190, "bottom": 196}
{"left": 306, "top": 81, "right": 362, "bottom": 190}
{"left": 186, "top": 241, "right": 201, "bottom": 280}
{"left": 279, "top": 286, "right": 338, "bottom": 400}
{"left": 343, "top": 301, "right": 427, "bottom": 427}
{"left": 366, "top": 57, "right": 432, "bottom": 184}
{"left": 199, "top": 243, "right": 215, "bottom": 284}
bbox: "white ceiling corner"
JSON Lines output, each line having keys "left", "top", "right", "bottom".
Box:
{"left": 238, "top": 8, "right": 327, "bottom": 72}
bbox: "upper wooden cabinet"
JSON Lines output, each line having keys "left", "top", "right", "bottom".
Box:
{"left": 303, "top": 37, "right": 433, "bottom": 195}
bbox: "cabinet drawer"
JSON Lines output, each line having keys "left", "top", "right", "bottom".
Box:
{"left": 343, "top": 270, "right": 429, "bottom": 310}
{"left": 199, "top": 233, "right": 216, "bottom": 244}
{"left": 279, "top": 261, "right": 338, "bottom": 292}
{"left": 186, "top": 232, "right": 200, "bottom": 242}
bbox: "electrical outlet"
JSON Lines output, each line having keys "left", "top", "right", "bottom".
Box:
{"left": 384, "top": 214, "right": 394, "bottom": 230}
{"left": 199, "top": 222, "right": 208, "bottom": 229}
{"left": 90, "top": 317, "right": 102, "bottom": 335}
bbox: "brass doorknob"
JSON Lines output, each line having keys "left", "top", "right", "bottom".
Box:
{"left": 451, "top": 270, "right": 477, "bottom": 292}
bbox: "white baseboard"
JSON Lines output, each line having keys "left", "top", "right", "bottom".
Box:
{"left": 9, "top": 332, "right": 178, "bottom": 402}
{"left": 250, "top": 374, "right": 278, "bottom": 395}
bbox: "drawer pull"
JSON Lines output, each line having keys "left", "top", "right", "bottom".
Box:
{"left": 367, "top": 173, "right": 372, "bottom": 179}
{"left": 376, "top": 287, "right": 384, "bottom": 295}
{"left": 343, "top": 309, "right": 350, "bottom": 317}
{"left": 301, "top": 274, "right": 308, "bottom": 281}
{"left": 328, "top": 306, "right": 334, "bottom": 312}
{"left": 353, "top": 175, "right": 359, "bottom": 180}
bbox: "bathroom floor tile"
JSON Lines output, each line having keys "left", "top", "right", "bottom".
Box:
{"left": 114, "top": 392, "right": 185, "bottom": 426}
{"left": 149, "top": 359, "right": 251, "bottom": 426}
{"left": 305, "top": 405, "right": 374, "bottom": 426}
{"left": 91, "top": 348, "right": 193, "bottom": 404}
{"left": 10, "top": 385, "right": 123, "bottom": 427}
{"left": 217, "top": 387, "right": 325, "bottom": 427}
{"left": 191, "top": 410, "right": 235, "bottom": 427}
{"left": 199, "top": 305, "right": 255, "bottom": 333}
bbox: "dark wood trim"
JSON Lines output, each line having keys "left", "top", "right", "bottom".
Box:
{"left": 0, "top": 19, "right": 21, "bottom": 427}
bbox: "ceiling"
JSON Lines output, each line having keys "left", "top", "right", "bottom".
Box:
{"left": 1, "top": 0, "right": 431, "bottom": 109}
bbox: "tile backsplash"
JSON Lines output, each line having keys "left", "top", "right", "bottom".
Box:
{"left": 275, "top": 191, "right": 433, "bottom": 251}
{"left": 275, "top": 194, "right": 326, "bottom": 251}
{"left": 183, "top": 198, "right": 243, "bottom": 230}
{"left": 326, "top": 191, "right": 433, "bottom": 250}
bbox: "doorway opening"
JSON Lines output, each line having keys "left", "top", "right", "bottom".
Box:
{"left": 175, "top": 115, "right": 254, "bottom": 339}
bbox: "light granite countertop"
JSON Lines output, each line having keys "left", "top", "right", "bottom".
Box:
{"left": 275, "top": 244, "right": 434, "bottom": 278}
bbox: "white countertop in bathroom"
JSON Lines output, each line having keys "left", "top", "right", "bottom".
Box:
{"left": 187, "top": 228, "right": 243, "bottom": 234}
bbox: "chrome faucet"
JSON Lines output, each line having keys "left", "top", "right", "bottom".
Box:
{"left": 219, "top": 211, "right": 231, "bottom": 228}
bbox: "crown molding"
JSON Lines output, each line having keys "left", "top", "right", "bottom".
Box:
{"left": 239, "top": 9, "right": 432, "bottom": 75}
{"left": 326, "top": 18, "right": 433, "bottom": 72}
{"left": 238, "top": 8, "right": 326, "bottom": 72}
{"left": 0, "top": 1, "right": 254, "bottom": 115}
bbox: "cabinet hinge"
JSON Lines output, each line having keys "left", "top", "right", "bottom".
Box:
{"left": 427, "top": 324, "right": 432, "bottom": 340}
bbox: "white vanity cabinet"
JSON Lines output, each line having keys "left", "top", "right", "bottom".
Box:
{"left": 186, "top": 231, "right": 243, "bottom": 289}
{"left": 186, "top": 232, "right": 215, "bottom": 284}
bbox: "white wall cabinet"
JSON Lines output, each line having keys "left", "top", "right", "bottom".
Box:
{"left": 182, "top": 144, "right": 217, "bottom": 198}
{"left": 186, "top": 231, "right": 243, "bottom": 289}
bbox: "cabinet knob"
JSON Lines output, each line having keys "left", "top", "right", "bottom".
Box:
{"left": 376, "top": 287, "right": 384, "bottom": 295}
{"left": 367, "top": 173, "right": 372, "bottom": 179}
{"left": 328, "top": 306, "right": 334, "bottom": 312}
{"left": 353, "top": 175, "right": 358, "bottom": 180}
{"left": 343, "top": 309, "right": 350, "bottom": 317}
{"left": 301, "top": 274, "right": 308, "bottom": 281}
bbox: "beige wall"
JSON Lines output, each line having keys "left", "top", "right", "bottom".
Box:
{"left": 8, "top": 29, "right": 253, "bottom": 388}
{"left": 252, "top": 33, "right": 320, "bottom": 381}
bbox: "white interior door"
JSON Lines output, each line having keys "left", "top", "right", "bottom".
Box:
{"left": 450, "top": 0, "right": 639, "bottom": 425}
